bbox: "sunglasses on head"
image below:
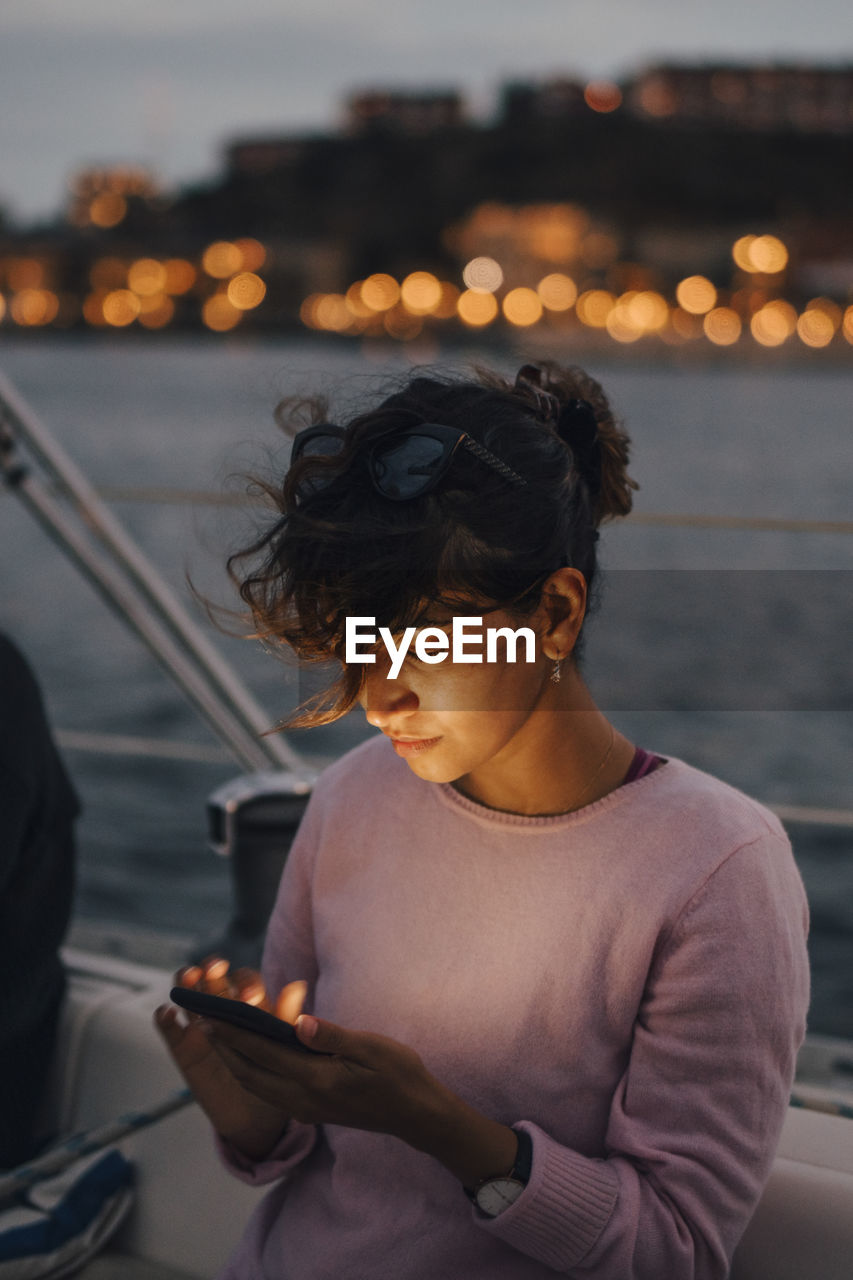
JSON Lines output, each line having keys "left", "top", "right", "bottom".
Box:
{"left": 290, "top": 422, "right": 527, "bottom": 502}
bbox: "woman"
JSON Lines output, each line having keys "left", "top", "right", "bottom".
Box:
{"left": 156, "top": 362, "right": 809, "bottom": 1278}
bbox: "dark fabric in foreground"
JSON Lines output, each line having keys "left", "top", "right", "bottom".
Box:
{"left": 0, "top": 634, "right": 78, "bottom": 1169}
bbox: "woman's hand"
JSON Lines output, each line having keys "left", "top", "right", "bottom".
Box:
{"left": 154, "top": 957, "right": 308, "bottom": 1160}
{"left": 199, "top": 1014, "right": 518, "bottom": 1188}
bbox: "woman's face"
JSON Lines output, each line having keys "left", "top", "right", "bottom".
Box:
{"left": 355, "top": 603, "right": 565, "bottom": 786}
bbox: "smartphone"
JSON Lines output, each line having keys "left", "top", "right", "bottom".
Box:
{"left": 169, "top": 987, "right": 326, "bottom": 1054}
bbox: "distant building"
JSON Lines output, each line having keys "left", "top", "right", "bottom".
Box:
{"left": 498, "top": 79, "right": 588, "bottom": 126}
{"left": 345, "top": 90, "right": 465, "bottom": 135}
{"left": 225, "top": 136, "right": 313, "bottom": 178}
{"left": 627, "top": 64, "right": 853, "bottom": 133}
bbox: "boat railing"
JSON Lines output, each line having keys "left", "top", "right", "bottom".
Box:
{"left": 0, "top": 369, "right": 315, "bottom": 782}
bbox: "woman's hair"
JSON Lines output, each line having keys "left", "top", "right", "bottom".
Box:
{"left": 229, "top": 361, "right": 637, "bottom": 728}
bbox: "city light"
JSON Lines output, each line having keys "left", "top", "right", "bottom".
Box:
{"left": 576, "top": 289, "right": 615, "bottom": 328}
{"left": 8, "top": 259, "right": 44, "bottom": 291}
{"left": 89, "top": 194, "right": 127, "bottom": 228}
{"left": 457, "top": 289, "right": 498, "bottom": 326}
{"left": 584, "top": 82, "right": 622, "bottom": 113}
{"left": 138, "top": 296, "right": 175, "bottom": 330}
{"left": 462, "top": 257, "right": 503, "bottom": 293}
{"left": 797, "top": 309, "right": 835, "bottom": 347}
{"left": 360, "top": 274, "right": 401, "bottom": 311}
{"left": 163, "top": 260, "right": 197, "bottom": 295}
{"left": 843, "top": 307, "right": 853, "bottom": 344}
{"left": 90, "top": 258, "right": 127, "bottom": 290}
{"left": 537, "top": 273, "right": 577, "bottom": 311}
{"left": 102, "top": 290, "right": 140, "bottom": 327}
{"left": 704, "top": 307, "right": 742, "bottom": 345}
{"left": 750, "top": 299, "right": 797, "bottom": 346}
{"left": 128, "top": 260, "right": 167, "bottom": 297}
{"left": 676, "top": 275, "right": 717, "bottom": 315}
{"left": 201, "top": 292, "right": 242, "bottom": 332}
{"left": 502, "top": 287, "right": 543, "bottom": 326}
{"left": 10, "top": 289, "right": 59, "bottom": 326}
{"left": 732, "top": 234, "right": 788, "bottom": 274}
{"left": 202, "top": 242, "right": 243, "bottom": 279}
{"left": 400, "top": 271, "right": 442, "bottom": 314}
{"left": 227, "top": 272, "right": 267, "bottom": 311}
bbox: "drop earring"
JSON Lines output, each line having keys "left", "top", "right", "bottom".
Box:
{"left": 550, "top": 658, "right": 562, "bottom": 685}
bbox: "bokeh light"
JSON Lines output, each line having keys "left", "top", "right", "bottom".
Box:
{"left": 360, "top": 274, "right": 401, "bottom": 311}
{"left": 90, "top": 258, "right": 127, "bottom": 290}
{"left": 575, "top": 289, "right": 615, "bottom": 328}
{"left": 502, "top": 287, "right": 543, "bottom": 327}
{"left": 138, "top": 296, "right": 175, "bottom": 330}
{"left": 202, "top": 241, "right": 243, "bottom": 279}
{"left": 732, "top": 235, "right": 757, "bottom": 272}
{"left": 750, "top": 300, "right": 796, "bottom": 346}
{"left": 227, "top": 272, "right": 266, "bottom": 310}
{"left": 432, "top": 282, "right": 461, "bottom": 319}
{"left": 732, "top": 234, "right": 788, "bottom": 274}
{"left": 584, "top": 82, "right": 622, "bottom": 113}
{"left": 537, "top": 273, "right": 577, "bottom": 311}
{"left": 462, "top": 257, "right": 503, "bottom": 293}
{"left": 163, "top": 259, "right": 197, "bottom": 295}
{"left": 127, "top": 259, "right": 167, "bottom": 297}
{"left": 202, "top": 292, "right": 242, "bottom": 332}
{"left": 675, "top": 275, "right": 717, "bottom": 315}
{"left": 749, "top": 235, "right": 788, "bottom": 274}
{"left": 670, "top": 308, "right": 704, "bottom": 340}
{"left": 345, "top": 282, "right": 374, "bottom": 319}
{"left": 8, "top": 259, "right": 44, "bottom": 291}
{"left": 704, "top": 307, "right": 742, "bottom": 345}
{"left": 796, "top": 308, "right": 835, "bottom": 347}
{"left": 457, "top": 289, "right": 498, "bottom": 326}
{"left": 400, "top": 271, "right": 442, "bottom": 314}
{"left": 102, "top": 290, "right": 140, "bottom": 327}
{"left": 384, "top": 306, "right": 422, "bottom": 340}
{"left": 843, "top": 307, "right": 853, "bottom": 344}
{"left": 82, "top": 293, "right": 108, "bottom": 327}
{"left": 233, "top": 238, "right": 266, "bottom": 272}
{"left": 314, "top": 293, "right": 353, "bottom": 332}
{"left": 0, "top": 294, "right": 5, "bottom": 323}
{"left": 90, "top": 193, "right": 127, "bottom": 228}
{"left": 10, "top": 289, "right": 59, "bottom": 326}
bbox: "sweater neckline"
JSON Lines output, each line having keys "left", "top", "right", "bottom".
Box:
{"left": 433, "top": 754, "right": 674, "bottom": 829}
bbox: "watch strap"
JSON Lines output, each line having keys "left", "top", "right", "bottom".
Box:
{"left": 464, "top": 1125, "right": 533, "bottom": 1204}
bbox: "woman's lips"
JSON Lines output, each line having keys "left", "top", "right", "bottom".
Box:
{"left": 389, "top": 735, "right": 442, "bottom": 757}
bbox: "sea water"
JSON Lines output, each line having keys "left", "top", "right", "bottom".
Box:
{"left": 1, "top": 335, "right": 851, "bottom": 1035}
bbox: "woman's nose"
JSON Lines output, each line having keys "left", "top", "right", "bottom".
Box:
{"left": 360, "top": 670, "right": 419, "bottom": 729}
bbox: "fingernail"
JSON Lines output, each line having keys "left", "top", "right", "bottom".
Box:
{"left": 297, "top": 1014, "right": 318, "bottom": 1040}
{"left": 197, "top": 1019, "right": 214, "bottom": 1036}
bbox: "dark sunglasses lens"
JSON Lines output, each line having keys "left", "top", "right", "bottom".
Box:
{"left": 371, "top": 436, "right": 449, "bottom": 499}
{"left": 291, "top": 432, "right": 346, "bottom": 495}
{"left": 293, "top": 432, "right": 346, "bottom": 461}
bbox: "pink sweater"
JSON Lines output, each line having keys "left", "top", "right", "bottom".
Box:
{"left": 217, "top": 735, "right": 809, "bottom": 1279}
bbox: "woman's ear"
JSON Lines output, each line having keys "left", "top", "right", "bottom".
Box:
{"left": 536, "top": 568, "right": 587, "bottom": 660}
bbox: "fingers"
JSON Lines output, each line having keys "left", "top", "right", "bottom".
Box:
{"left": 172, "top": 957, "right": 271, "bottom": 1008}
{"left": 154, "top": 1003, "right": 183, "bottom": 1046}
{"left": 276, "top": 980, "right": 308, "bottom": 1023}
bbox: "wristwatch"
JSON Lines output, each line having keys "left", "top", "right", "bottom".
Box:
{"left": 466, "top": 1127, "right": 533, "bottom": 1218}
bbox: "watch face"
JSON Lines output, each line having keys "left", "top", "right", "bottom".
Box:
{"left": 475, "top": 1177, "right": 526, "bottom": 1218}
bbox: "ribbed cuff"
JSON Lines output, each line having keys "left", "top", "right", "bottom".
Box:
{"left": 215, "top": 1119, "right": 317, "bottom": 1186}
{"left": 475, "top": 1121, "right": 619, "bottom": 1271}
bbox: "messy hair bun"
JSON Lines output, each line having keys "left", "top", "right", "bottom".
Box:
{"left": 229, "top": 361, "right": 638, "bottom": 727}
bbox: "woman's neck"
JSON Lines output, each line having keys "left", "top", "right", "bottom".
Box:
{"left": 450, "top": 677, "right": 636, "bottom": 817}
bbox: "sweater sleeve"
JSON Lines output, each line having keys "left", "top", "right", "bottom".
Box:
{"left": 475, "top": 829, "right": 810, "bottom": 1277}
{"left": 215, "top": 790, "right": 324, "bottom": 1185}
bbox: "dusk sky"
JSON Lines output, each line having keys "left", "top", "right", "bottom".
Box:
{"left": 2, "top": 0, "right": 852, "bottom": 222}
